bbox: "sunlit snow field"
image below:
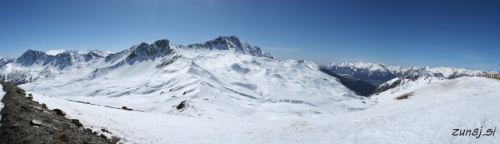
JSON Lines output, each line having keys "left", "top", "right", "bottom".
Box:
{"left": 24, "top": 77, "right": 500, "bottom": 143}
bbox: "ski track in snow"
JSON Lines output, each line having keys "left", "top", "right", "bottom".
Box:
{"left": 27, "top": 77, "right": 500, "bottom": 143}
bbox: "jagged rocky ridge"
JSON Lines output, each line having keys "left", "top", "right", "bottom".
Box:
{"left": 187, "top": 36, "right": 272, "bottom": 58}
{"left": 0, "top": 36, "right": 271, "bottom": 85}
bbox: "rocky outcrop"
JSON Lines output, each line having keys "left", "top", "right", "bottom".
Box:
{"left": 0, "top": 81, "right": 113, "bottom": 143}
{"left": 52, "top": 109, "right": 67, "bottom": 116}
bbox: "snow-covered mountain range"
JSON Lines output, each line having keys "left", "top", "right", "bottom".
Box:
{"left": 1, "top": 36, "right": 373, "bottom": 118}
{"left": 0, "top": 37, "right": 272, "bottom": 84}
{"left": 325, "top": 62, "right": 498, "bottom": 86}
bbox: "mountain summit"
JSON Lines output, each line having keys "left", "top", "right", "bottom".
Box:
{"left": 187, "top": 36, "right": 273, "bottom": 58}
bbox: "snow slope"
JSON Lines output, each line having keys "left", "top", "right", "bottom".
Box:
{"left": 29, "top": 77, "right": 500, "bottom": 143}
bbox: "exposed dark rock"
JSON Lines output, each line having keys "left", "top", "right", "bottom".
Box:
{"left": 54, "top": 132, "right": 70, "bottom": 142}
{"left": 84, "top": 128, "right": 93, "bottom": 134}
{"left": 102, "top": 128, "right": 112, "bottom": 134}
{"left": 0, "top": 81, "right": 111, "bottom": 143}
{"left": 122, "top": 106, "right": 133, "bottom": 111}
{"left": 40, "top": 103, "right": 47, "bottom": 108}
{"left": 52, "top": 109, "right": 67, "bottom": 116}
{"left": 156, "top": 55, "right": 181, "bottom": 68}
{"left": 71, "top": 119, "right": 83, "bottom": 127}
{"left": 176, "top": 100, "right": 188, "bottom": 110}
{"left": 111, "top": 136, "right": 121, "bottom": 143}
{"left": 16, "top": 88, "right": 25, "bottom": 96}
{"left": 100, "top": 134, "right": 108, "bottom": 139}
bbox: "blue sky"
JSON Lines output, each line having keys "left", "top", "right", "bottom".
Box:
{"left": 0, "top": 0, "right": 499, "bottom": 70}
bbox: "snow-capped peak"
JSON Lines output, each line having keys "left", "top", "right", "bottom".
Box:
{"left": 46, "top": 49, "right": 114, "bottom": 57}
{"left": 45, "top": 49, "right": 67, "bottom": 56}
{"left": 328, "top": 62, "right": 498, "bottom": 77}
{"left": 187, "top": 36, "right": 273, "bottom": 58}
{"left": 328, "top": 62, "right": 390, "bottom": 72}
{"left": 103, "top": 39, "right": 180, "bottom": 65}
{"left": 0, "top": 55, "right": 15, "bottom": 61}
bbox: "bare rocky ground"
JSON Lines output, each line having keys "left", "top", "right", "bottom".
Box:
{"left": 0, "top": 81, "right": 115, "bottom": 144}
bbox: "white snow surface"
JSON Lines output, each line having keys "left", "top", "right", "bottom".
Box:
{"left": 28, "top": 77, "right": 500, "bottom": 143}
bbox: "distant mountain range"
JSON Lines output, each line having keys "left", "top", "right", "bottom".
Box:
{"left": 0, "top": 36, "right": 497, "bottom": 103}
{"left": 0, "top": 36, "right": 273, "bottom": 85}
{"left": 321, "top": 62, "right": 497, "bottom": 95}
{"left": 1, "top": 36, "right": 376, "bottom": 117}
{"left": 325, "top": 62, "right": 497, "bottom": 86}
